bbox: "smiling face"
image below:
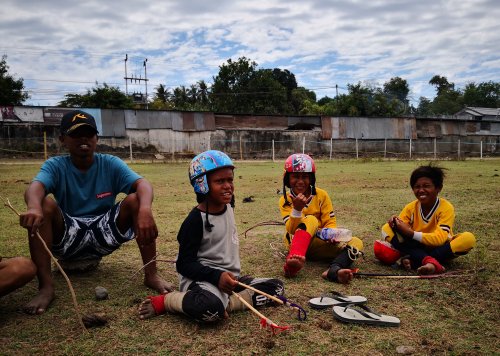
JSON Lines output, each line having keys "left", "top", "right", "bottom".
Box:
{"left": 205, "top": 167, "right": 234, "bottom": 211}
{"left": 289, "top": 172, "right": 311, "bottom": 196}
{"left": 60, "top": 126, "right": 98, "bottom": 159}
{"left": 412, "top": 177, "right": 441, "bottom": 209}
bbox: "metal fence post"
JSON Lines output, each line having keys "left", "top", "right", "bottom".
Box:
{"left": 44, "top": 131, "right": 47, "bottom": 160}
{"left": 480, "top": 141, "right": 483, "bottom": 160}
{"left": 356, "top": 138, "right": 359, "bottom": 159}
{"left": 409, "top": 138, "right": 412, "bottom": 159}
{"left": 434, "top": 137, "right": 437, "bottom": 159}
{"left": 302, "top": 136, "right": 305, "bottom": 154}
{"left": 272, "top": 139, "right": 275, "bottom": 162}
{"left": 329, "top": 137, "right": 333, "bottom": 160}
{"left": 458, "top": 139, "right": 461, "bottom": 159}
{"left": 129, "top": 136, "right": 133, "bottom": 162}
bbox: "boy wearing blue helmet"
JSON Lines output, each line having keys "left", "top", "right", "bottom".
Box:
{"left": 139, "top": 150, "right": 284, "bottom": 323}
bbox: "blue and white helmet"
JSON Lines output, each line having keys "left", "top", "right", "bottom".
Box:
{"left": 189, "top": 150, "right": 234, "bottom": 194}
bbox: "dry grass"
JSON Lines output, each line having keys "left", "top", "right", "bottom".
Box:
{"left": 0, "top": 159, "right": 499, "bottom": 355}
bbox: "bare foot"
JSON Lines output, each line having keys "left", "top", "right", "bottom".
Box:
{"left": 417, "top": 263, "right": 436, "bottom": 275}
{"left": 401, "top": 258, "right": 412, "bottom": 271}
{"left": 144, "top": 274, "right": 175, "bottom": 294}
{"left": 138, "top": 299, "right": 157, "bottom": 320}
{"left": 284, "top": 254, "right": 305, "bottom": 277}
{"left": 23, "top": 287, "right": 55, "bottom": 315}
{"left": 321, "top": 268, "right": 353, "bottom": 284}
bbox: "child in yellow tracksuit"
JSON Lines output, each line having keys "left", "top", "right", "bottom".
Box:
{"left": 376, "top": 164, "right": 476, "bottom": 274}
{"left": 278, "top": 153, "right": 363, "bottom": 283}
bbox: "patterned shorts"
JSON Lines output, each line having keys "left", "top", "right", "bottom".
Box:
{"left": 52, "top": 202, "right": 135, "bottom": 261}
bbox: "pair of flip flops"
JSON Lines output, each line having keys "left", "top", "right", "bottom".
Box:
{"left": 309, "top": 291, "right": 400, "bottom": 327}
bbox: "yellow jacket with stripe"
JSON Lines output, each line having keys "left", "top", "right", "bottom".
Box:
{"left": 394, "top": 197, "right": 455, "bottom": 247}
{"left": 279, "top": 187, "right": 337, "bottom": 235}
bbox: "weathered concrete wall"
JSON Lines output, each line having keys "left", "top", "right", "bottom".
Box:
{"left": 1, "top": 106, "right": 499, "bottom": 158}
{"left": 323, "top": 117, "right": 416, "bottom": 139}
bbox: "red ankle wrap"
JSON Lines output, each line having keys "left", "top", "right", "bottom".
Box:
{"left": 288, "top": 229, "right": 312, "bottom": 257}
{"left": 284, "top": 229, "right": 313, "bottom": 277}
{"left": 422, "top": 256, "right": 445, "bottom": 274}
{"left": 148, "top": 295, "right": 166, "bottom": 315}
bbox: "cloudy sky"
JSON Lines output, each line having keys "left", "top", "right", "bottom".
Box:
{"left": 1, "top": 0, "right": 499, "bottom": 107}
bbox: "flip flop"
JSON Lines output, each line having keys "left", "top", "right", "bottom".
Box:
{"left": 332, "top": 304, "right": 400, "bottom": 327}
{"left": 308, "top": 291, "right": 367, "bottom": 309}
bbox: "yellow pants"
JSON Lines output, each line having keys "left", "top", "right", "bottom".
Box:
{"left": 381, "top": 223, "right": 476, "bottom": 254}
{"left": 283, "top": 215, "right": 363, "bottom": 260}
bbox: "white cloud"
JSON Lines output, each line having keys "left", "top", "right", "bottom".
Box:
{"left": 1, "top": 0, "right": 498, "bottom": 106}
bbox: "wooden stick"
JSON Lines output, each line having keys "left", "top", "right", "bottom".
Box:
{"left": 231, "top": 291, "right": 275, "bottom": 325}
{"left": 237, "top": 281, "right": 284, "bottom": 305}
{"left": 1, "top": 196, "right": 88, "bottom": 333}
{"left": 354, "top": 269, "right": 483, "bottom": 279}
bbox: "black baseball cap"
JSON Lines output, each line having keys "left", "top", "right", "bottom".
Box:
{"left": 60, "top": 110, "right": 99, "bottom": 135}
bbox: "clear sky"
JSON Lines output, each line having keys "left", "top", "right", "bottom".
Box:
{"left": 1, "top": 0, "right": 499, "bottom": 107}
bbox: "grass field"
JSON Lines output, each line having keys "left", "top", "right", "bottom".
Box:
{"left": 0, "top": 159, "right": 499, "bottom": 355}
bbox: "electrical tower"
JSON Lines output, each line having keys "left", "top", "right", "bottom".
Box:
{"left": 124, "top": 54, "right": 149, "bottom": 109}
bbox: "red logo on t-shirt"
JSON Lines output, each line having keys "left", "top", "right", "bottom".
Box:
{"left": 96, "top": 192, "right": 112, "bottom": 199}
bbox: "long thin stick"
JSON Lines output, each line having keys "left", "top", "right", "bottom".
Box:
{"left": 241, "top": 220, "right": 284, "bottom": 238}
{"left": 1, "top": 196, "right": 87, "bottom": 333}
{"left": 354, "top": 268, "right": 484, "bottom": 279}
{"left": 237, "top": 281, "right": 284, "bottom": 305}
{"left": 236, "top": 281, "right": 307, "bottom": 321}
{"left": 231, "top": 291, "right": 291, "bottom": 335}
{"left": 232, "top": 291, "right": 270, "bottom": 321}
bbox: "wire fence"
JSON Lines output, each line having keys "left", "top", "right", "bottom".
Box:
{"left": 0, "top": 136, "right": 498, "bottom": 162}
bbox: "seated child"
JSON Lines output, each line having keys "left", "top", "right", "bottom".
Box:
{"left": 376, "top": 164, "right": 476, "bottom": 274}
{"left": 0, "top": 256, "right": 36, "bottom": 298}
{"left": 278, "top": 153, "right": 363, "bottom": 284}
{"left": 139, "top": 150, "right": 284, "bottom": 322}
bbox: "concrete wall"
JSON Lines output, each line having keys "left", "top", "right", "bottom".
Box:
{"left": 1, "top": 106, "right": 499, "bottom": 158}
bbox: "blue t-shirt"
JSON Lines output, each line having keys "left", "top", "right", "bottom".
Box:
{"left": 34, "top": 153, "right": 141, "bottom": 217}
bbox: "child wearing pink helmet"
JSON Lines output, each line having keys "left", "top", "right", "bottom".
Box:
{"left": 279, "top": 153, "right": 363, "bottom": 283}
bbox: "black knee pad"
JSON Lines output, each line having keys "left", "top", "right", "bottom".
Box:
{"left": 182, "top": 285, "right": 225, "bottom": 323}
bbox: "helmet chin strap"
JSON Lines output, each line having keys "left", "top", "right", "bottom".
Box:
{"left": 204, "top": 199, "right": 214, "bottom": 232}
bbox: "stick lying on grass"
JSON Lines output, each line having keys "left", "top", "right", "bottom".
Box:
{"left": 1, "top": 196, "right": 88, "bottom": 333}
{"left": 352, "top": 267, "right": 485, "bottom": 279}
{"left": 231, "top": 291, "right": 290, "bottom": 335}
{"left": 237, "top": 281, "right": 307, "bottom": 321}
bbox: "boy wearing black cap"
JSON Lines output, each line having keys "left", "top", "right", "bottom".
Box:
{"left": 19, "top": 110, "right": 173, "bottom": 315}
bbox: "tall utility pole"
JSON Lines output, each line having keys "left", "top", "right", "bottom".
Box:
{"left": 123, "top": 54, "right": 149, "bottom": 109}
{"left": 124, "top": 54, "right": 128, "bottom": 94}
{"left": 143, "top": 59, "right": 148, "bottom": 110}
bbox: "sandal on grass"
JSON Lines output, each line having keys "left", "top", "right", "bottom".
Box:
{"left": 332, "top": 304, "right": 400, "bottom": 327}
{"left": 308, "top": 291, "right": 367, "bottom": 309}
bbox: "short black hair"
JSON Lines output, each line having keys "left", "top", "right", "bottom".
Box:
{"left": 410, "top": 164, "right": 446, "bottom": 189}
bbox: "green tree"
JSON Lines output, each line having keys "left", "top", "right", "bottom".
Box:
{"left": 150, "top": 84, "right": 173, "bottom": 110}
{"left": 383, "top": 77, "right": 409, "bottom": 114}
{"left": 197, "top": 80, "right": 210, "bottom": 108}
{"left": 0, "top": 55, "right": 30, "bottom": 105}
{"left": 291, "top": 87, "right": 317, "bottom": 114}
{"left": 247, "top": 69, "right": 287, "bottom": 114}
{"left": 211, "top": 57, "right": 258, "bottom": 113}
{"left": 58, "top": 83, "right": 133, "bottom": 109}
{"left": 428, "top": 76, "right": 462, "bottom": 115}
{"left": 462, "top": 81, "right": 500, "bottom": 108}
{"left": 429, "top": 75, "right": 454, "bottom": 96}
{"left": 171, "top": 86, "right": 189, "bottom": 110}
{"left": 414, "top": 97, "right": 433, "bottom": 116}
